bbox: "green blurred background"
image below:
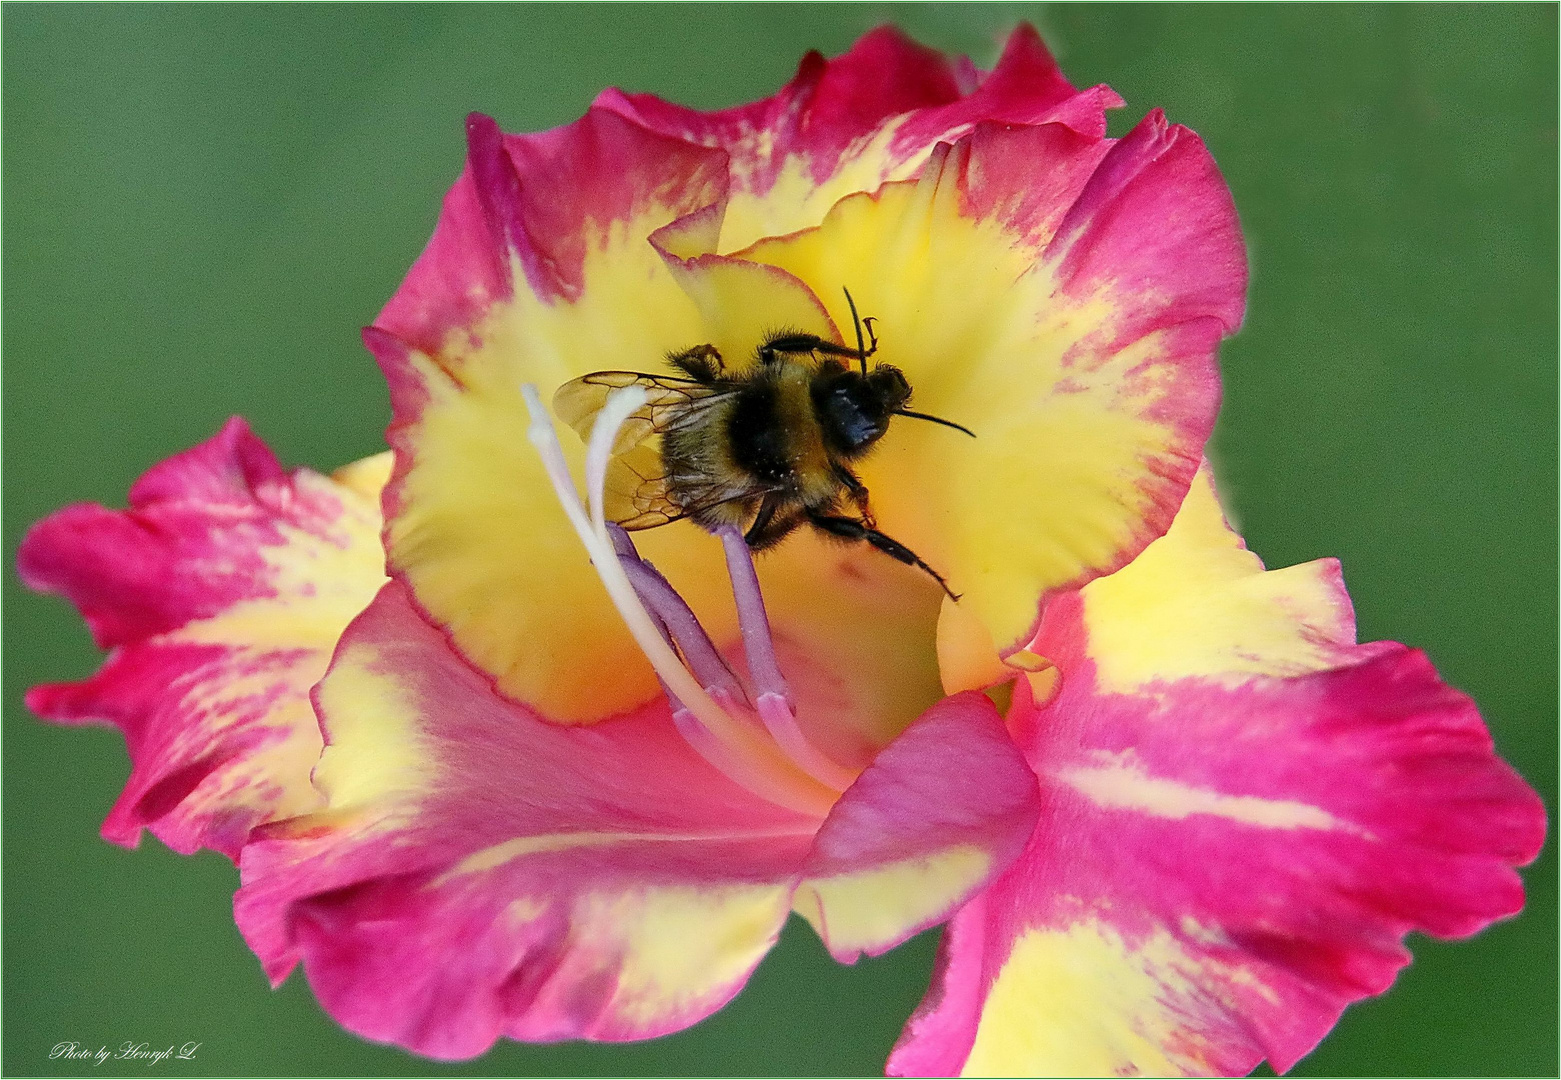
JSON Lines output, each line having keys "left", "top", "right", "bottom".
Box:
{"left": 4, "top": 4, "right": 1555, "bottom": 1076}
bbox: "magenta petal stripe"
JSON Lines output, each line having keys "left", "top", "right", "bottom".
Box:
{"left": 1048, "top": 109, "right": 1247, "bottom": 345}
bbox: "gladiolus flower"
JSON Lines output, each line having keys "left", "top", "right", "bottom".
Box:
{"left": 20, "top": 25, "right": 1544, "bottom": 1075}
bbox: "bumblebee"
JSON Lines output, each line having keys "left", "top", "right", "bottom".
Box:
{"left": 554, "top": 290, "right": 972, "bottom": 598}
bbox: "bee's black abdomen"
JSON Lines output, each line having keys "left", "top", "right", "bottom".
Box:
{"left": 726, "top": 382, "right": 793, "bottom": 484}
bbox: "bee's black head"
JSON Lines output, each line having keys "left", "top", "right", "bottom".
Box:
{"left": 813, "top": 362, "right": 912, "bottom": 457}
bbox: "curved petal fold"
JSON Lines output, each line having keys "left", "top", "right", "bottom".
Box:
{"left": 795, "top": 692, "right": 1039, "bottom": 963}
{"left": 19, "top": 420, "right": 387, "bottom": 856}
{"left": 889, "top": 471, "right": 1546, "bottom": 1077}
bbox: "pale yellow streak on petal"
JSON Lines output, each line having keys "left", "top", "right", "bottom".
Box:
{"left": 1056, "top": 750, "right": 1348, "bottom": 832}
{"left": 1081, "top": 470, "right": 1357, "bottom": 693}
{"left": 793, "top": 844, "right": 991, "bottom": 957}
{"left": 433, "top": 825, "right": 818, "bottom": 887}
{"left": 503, "top": 896, "right": 550, "bottom": 928}
{"left": 164, "top": 658, "right": 329, "bottom": 823}
{"left": 312, "top": 640, "right": 437, "bottom": 815}
{"left": 173, "top": 470, "right": 387, "bottom": 650}
{"left": 574, "top": 884, "right": 793, "bottom": 1027}
{"left": 963, "top": 921, "right": 1219, "bottom": 1077}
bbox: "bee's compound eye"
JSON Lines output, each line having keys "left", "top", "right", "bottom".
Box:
{"left": 867, "top": 366, "right": 911, "bottom": 408}
{"left": 817, "top": 374, "right": 897, "bottom": 454}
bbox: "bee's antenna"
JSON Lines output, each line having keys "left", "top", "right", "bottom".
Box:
{"left": 895, "top": 409, "right": 976, "bottom": 438}
{"left": 843, "top": 286, "right": 868, "bottom": 375}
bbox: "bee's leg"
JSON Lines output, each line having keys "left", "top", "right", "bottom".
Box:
{"left": 744, "top": 495, "right": 780, "bottom": 546}
{"left": 744, "top": 494, "right": 802, "bottom": 551}
{"left": 758, "top": 334, "right": 826, "bottom": 365}
{"left": 806, "top": 512, "right": 959, "bottom": 601}
{"left": 668, "top": 344, "right": 723, "bottom": 381}
{"left": 830, "top": 463, "right": 876, "bottom": 528}
{"left": 757, "top": 334, "right": 875, "bottom": 366}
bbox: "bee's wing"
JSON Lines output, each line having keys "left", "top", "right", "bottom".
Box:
{"left": 554, "top": 370, "right": 747, "bottom": 531}
{"left": 553, "top": 371, "right": 728, "bottom": 455}
{"left": 601, "top": 445, "right": 776, "bottom": 532}
{"left": 599, "top": 442, "right": 684, "bottom": 530}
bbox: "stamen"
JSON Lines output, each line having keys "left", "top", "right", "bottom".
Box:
{"left": 611, "top": 526, "right": 750, "bottom": 709}
{"left": 718, "top": 527, "right": 861, "bottom": 791}
{"left": 634, "top": 590, "right": 765, "bottom": 792}
{"left": 522, "top": 384, "right": 838, "bottom": 817}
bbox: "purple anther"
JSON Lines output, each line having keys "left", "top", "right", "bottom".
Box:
{"left": 633, "top": 584, "right": 690, "bottom": 715}
{"left": 608, "top": 524, "right": 639, "bottom": 560}
{"left": 670, "top": 706, "right": 731, "bottom": 771}
{"left": 631, "top": 543, "right": 789, "bottom": 789}
{"left": 718, "top": 526, "right": 858, "bottom": 791}
{"left": 609, "top": 524, "right": 750, "bottom": 706}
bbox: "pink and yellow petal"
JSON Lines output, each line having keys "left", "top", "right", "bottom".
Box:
{"left": 1037, "top": 467, "right": 1369, "bottom": 692}
{"left": 235, "top": 582, "right": 1053, "bottom": 1057}
{"left": 598, "top": 25, "right": 1121, "bottom": 252}
{"left": 19, "top": 420, "right": 387, "bottom": 856}
{"left": 890, "top": 471, "right": 1545, "bottom": 1077}
{"left": 795, "top": 692, "right": 1039, "bottom": 962}
{"left": 236, "top": 582, "right": 815, "bottom": 1058}
{"left": 737, "top": 112, "right": 1244, "bottom": 655}
{"left": 32, "top": 644, "right": 331, "bottom": 857}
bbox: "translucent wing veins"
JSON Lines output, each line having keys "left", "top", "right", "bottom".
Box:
{"left": 553, "top": 370, "right": 744, "bottom": 530}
